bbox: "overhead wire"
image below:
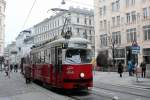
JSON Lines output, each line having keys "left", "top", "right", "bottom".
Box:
{"left": 22, "top": 0, "right": 37, "bottom": 29}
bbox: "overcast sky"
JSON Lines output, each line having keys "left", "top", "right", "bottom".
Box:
{"left": 5, "top": 0, "right": 93, "bottom": 45}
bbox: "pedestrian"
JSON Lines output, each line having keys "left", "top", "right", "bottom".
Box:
{"left": 140, "top": 61, "right": 146, "bottom": 78}
{"left": 5, "top": 66, "right": 9, "bottom": 76}
{"left": 135, "top": 63, "right": 141, "bottom": 81}
{"left": 128, "top": 60, "right": 133, "bottom": 76}
{"left": 24, "top": 66, "right": 31, "bottom": 84}
{"left": 118, "top": 62, "right": 123, "bottom": 77}
{"left": 14, "top": 64, "right": 18, "bottom": 72}
{"left": 10, "top": 64, "right": 13, "bottom": 72}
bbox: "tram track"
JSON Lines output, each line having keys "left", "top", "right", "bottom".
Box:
{"left": 65, "top": 89, "right": 114, "bottom": 100}
{"left": 33, "top": 80, "right": 150, "bottom": 100}
{"left": 93, "top": 83, "right": 150, "bottom": 99}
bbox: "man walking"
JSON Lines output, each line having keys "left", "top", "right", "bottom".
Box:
{"left": 128, "top": 61, "right": 133, "bottom": 76}
{"left": 140, "top": 61, "right": 146, "bottom": 78}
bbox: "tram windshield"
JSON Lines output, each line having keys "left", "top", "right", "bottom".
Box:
{"left": 64, "top": 49, "right": 92, "bottom": 64}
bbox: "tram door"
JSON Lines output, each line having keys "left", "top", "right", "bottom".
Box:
{"left": 52, "top": 46, "right": 62, "bottom": 86}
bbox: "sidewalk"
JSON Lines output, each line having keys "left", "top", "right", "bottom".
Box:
{"left": 0, "top": 71, "right": 71, "bottom": 100}
{"left": 93, "top": 71, "right": 150, "bottom": 89}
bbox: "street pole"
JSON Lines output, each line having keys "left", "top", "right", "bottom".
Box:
{"left": 112, "top": 41, "right": 115, "bottom": 68}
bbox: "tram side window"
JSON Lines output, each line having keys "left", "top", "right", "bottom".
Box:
{"left": 30, "top": 54, "right": 33, "bottom": 64}
{"left": 41, "top": 50, "right": 45, "bottom": 63}
{"left": 32, "top": 53, "right": 37, "bottom": 64}
{"left": 58, "top": 48, "right": 62, "bottom": 65}
{"left": 45, "top": 49, "right": 50, "bottom": 64}
{"left": 48, "top": 49, "right": 51, "bottom": 63}
{"left": 51, "top": 47, "right": 55, "bottom": 65}
{"left": 45, "top": 49, "right": 49, "bottom": 64}
{"left": 35, "top": 53, "right": 38, "bottom": 63}
{"left": 37, "top": 52, "right": 41, "bottom": 63}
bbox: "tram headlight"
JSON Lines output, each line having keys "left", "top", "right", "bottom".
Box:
{"left": 80, "top": 73, "right": 85, "bottom": 78}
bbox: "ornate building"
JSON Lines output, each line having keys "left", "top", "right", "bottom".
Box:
{"left": 0, "top": 0, "right": 6, "bottom": 56}
{"left": 33, "top": 7, "right": 94, "bottom": 50}
{"left": 94, "top": 0, "right": 150, "bottom": 66}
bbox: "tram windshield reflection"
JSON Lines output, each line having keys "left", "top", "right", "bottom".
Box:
{"left": 64, "top": 49, "right": 92, "bottom": 64}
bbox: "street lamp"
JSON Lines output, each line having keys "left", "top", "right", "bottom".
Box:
{"left": 61, "top": 0, "right": 66, "bottom": 5}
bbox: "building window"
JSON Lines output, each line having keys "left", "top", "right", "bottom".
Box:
{"left": 143, "top": 25, "right": 150, "bottom": 40}
{"left": 126, "top": 13, "right": 131, "bottom": 23}
{"left": 112, "top": 2, "right": 115, "bottom": 12}
{"left": 117, "top": 16, "right": 120, "bottom": 25}
{"left": 100, "top": 7, "right": 103, "bottom": 16}
{"left": 126, "top": 28, "right": 136, "bottom": 43}
{"left": 89, "top": 30, "right": 92, "bottom": 41}
{"left": 100, "top": 21, "right": 103, "bottom": 30}
{"left": 83, "top": 30, "right": 87, "bottom": 39}
{"left": 112, "top": 17, "right": 115, "bottom": 27}
{"left": 126, "top": 0, "right": 135, "bottom": 7}
{"left": 58, "top": 20, "right": 59, "bottom": 26}
{"left": 100, "top": 34, "right": 107, "bottom": 47}
{"left": 112, "top": 31, "right": 121, "bottom": 45}
{"left": 143, "top": 7, "right": 149, "bottom": 19}
{"left": 131, "top": 11, "right": 136, "bottom": 22}
{"left": 112, "top": 0, "right": 120, "bottom": 12}
{"left": 131, "top": 0, "right": 135, "bottom": 5}
{"left": 126, "top": 11, "right": 137, "bottom": 23}
{"left": 77, "top": 17, "right": 79, "bottom": 23}
{"left": 89, "top": 19, "right": 91, "bottom": 25}
{"left": 84, "top": 17, "right": 87, "bottom": 25}
{"left": 126, "top": 0, "right": 129, "bottom": 7}
{"left": 116, "top": 0, "right": 120, "bottom": 10}
{"left": 103, "top": 6, "right": 106, "bottom": 15}
{"left": 104, "top": 20, "right": 107, "bottom": 29}
{"left": 77, "top": 28, "right": 80, "bottom": 33}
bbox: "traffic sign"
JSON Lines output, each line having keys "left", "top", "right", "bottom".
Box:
{"left": 131, "top": 41, "right": 140, "bottom": 54}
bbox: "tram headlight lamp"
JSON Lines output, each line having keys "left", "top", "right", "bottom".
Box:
{"left": 80, "top": 73, "right": 85, "bottom": 78}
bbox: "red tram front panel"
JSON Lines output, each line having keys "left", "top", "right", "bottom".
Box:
{"left": 61, "top": 64, "right": 93, "bottom": 89}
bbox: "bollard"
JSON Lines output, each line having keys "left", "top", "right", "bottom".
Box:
{"left": 112, "top": 96, "right": 119, "bottom": 100}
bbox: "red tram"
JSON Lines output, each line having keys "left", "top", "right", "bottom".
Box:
{"left": 23, "top": 37, "right": 93, "bottom": 90}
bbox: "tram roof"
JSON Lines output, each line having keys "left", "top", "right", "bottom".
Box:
{"left": 50, "top": 37, "right": 90, "bottom": 45}
{"left": 31, "top": 37, "right": 90, "bottom": 49}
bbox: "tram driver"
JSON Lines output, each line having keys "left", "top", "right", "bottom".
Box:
{"left": 64, "top": 49, "right": 81, "bottom": 64}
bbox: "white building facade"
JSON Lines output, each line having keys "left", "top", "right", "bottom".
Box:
{"left": 16, "top": 29, "right": 33, "bottom": 64}
{"left": 4, "top": 42, "right": 18, "bottom": 65}
{"left": 33, "top": 7, "right": 95, "bottom": 50}
{"left": 0, "top": 0, "right": 6, "bottom": 56}
{"left": 94, "top": 0, "right": 150, "bottom": 65}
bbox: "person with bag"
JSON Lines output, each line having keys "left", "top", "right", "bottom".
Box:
{"left": 24, "top": 66, "right": 31, "bottom": 84}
